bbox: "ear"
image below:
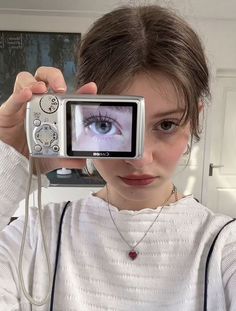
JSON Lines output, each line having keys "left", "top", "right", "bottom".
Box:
{"left": 198, "top": 101, "right": 204, "bottom": 113}
{"left": 85, "top": 159, "right": 96, "bottom": 175}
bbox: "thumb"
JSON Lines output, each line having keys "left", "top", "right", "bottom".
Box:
{"left": 75, "top": 82, "right": 98, "bottom": 95}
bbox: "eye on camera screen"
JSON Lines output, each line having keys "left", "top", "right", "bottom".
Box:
{"left": 67, "top": 102, "right": 137, "bottom": 157}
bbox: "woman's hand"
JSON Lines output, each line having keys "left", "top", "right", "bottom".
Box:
{"left": 0, "top": 66, "right": 97, "bottom": 174}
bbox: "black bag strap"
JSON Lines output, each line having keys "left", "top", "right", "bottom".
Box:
{"left": 203, "top": 218, "right": 236, "bottom": 311}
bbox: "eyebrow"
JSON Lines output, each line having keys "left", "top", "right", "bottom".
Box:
{"left": 154, "top": 108, "right": 186, "bottom": 118}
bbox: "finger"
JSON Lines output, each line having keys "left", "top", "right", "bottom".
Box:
{"left": 13, "top": 71, "right": 47, "bottom": 93}
{"left": 35, "top": 66, "right": 67, "bottom": 92}
{"left": 75, "top": 82, "right": 98, "bottom": 95}
{"left": 0, "top": 87, "right": 33, "bottom": 115}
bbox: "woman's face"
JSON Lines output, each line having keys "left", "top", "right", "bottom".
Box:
{"left": 93, "top": 73, "right": 191, "bottom": 209}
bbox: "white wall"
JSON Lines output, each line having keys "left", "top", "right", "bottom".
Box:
{"left": 191, "top": 18, "right": 236, "bottom": 71}
{"left": 0, "top": 12, "right": 96, "bottom": 33}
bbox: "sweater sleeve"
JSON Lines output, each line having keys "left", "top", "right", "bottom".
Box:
{"left": 0, "top": 140, "right": 49, "bottom": 230}
{"left": 0, "top": 207, "right": 41, "bottom": 310}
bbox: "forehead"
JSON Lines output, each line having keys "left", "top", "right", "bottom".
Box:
{"left": 120, "top": 72, "right": 185, "bottom": 115}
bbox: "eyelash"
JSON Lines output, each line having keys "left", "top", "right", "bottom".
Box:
{"left": 83, "top": 113, "right": 114, "bottom": 125}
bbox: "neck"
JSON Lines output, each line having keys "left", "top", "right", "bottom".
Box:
{"left": 95, "top": 181, "right": 180, "bottom": 211}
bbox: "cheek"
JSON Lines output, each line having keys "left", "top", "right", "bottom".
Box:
{"left": 157, "top": 132, "right": 189, "bottom": 167}
{"left": 93, "top": 160, "right": 119, "bottom": 180}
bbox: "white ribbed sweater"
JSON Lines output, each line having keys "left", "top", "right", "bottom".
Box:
{"left": 0, "top": 140, "right": 236, "bottom": 311}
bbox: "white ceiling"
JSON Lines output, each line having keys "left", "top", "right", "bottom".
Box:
{"left": 0, "top": 0, "right": 236, "bottom": 19}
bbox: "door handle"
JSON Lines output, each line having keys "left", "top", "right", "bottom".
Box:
{"left": 209, "top": 163, "right": 224, "bottom": 176}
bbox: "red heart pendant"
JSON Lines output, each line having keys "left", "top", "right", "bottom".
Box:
{"left": 129, "top": 250, "right": 138, "bottom": 260}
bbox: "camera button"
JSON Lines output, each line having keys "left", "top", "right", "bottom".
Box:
{"left": 39, "top": 95, "right": 59, "bottom": 114}
{"left": 33, "top": 119, "right": 41, "bottom": 127}
{"left": 52, "top": 145, "right": 60, "bottom": 152}
{"left": 34, "top": 144, "right": 42, "bottom": 152}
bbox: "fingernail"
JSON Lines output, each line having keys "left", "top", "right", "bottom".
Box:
{"left": 56, "top": 87, "right": 67, "bottom": 92}
{"left": 53, "top": 78, "right": 67, "bottom": 92}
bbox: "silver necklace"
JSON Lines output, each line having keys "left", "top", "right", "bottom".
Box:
{"left": 106, "top": 184, "right": 177, "bottom": 260}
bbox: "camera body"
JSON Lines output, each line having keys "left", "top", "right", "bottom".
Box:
{"left": 26, "top": 94, "right": 145, "bottom": 159}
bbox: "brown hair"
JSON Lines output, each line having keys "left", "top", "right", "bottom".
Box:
{"left": 77, "top": 5, "right": 210, "bottom": 141}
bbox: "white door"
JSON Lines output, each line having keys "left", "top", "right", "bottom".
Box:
{"left": 203, "top": 71, "right": 236, "bottom": 217}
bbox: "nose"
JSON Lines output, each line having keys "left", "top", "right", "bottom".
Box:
{"left": 124, "top": 138, "right": 154, "bottom": 169}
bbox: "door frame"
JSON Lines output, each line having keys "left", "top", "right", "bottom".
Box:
{"left": 201, "top": 68, "right": 236, "bottom": 206}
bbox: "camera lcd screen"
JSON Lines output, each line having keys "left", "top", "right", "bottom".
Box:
{"left": 66, "top": 101, "right": 137, "bottom": 157}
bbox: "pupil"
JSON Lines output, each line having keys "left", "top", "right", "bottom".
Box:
{"left": 96, "top": 121, "right": 111, "bottom": 134}
{"left": 162, "top": 122, "right": 171, "bottom": 129}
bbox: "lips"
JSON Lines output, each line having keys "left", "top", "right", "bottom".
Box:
{"left": 119, "top": 174, "right": 157, "bottom": 186}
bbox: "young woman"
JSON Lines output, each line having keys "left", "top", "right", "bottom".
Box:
{"left": 0, "top": 5, "right": 235, "bottom": 311}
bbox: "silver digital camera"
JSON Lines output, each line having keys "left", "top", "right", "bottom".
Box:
{"left": 26, "top": 94, "right": 145, "bottom": 159}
